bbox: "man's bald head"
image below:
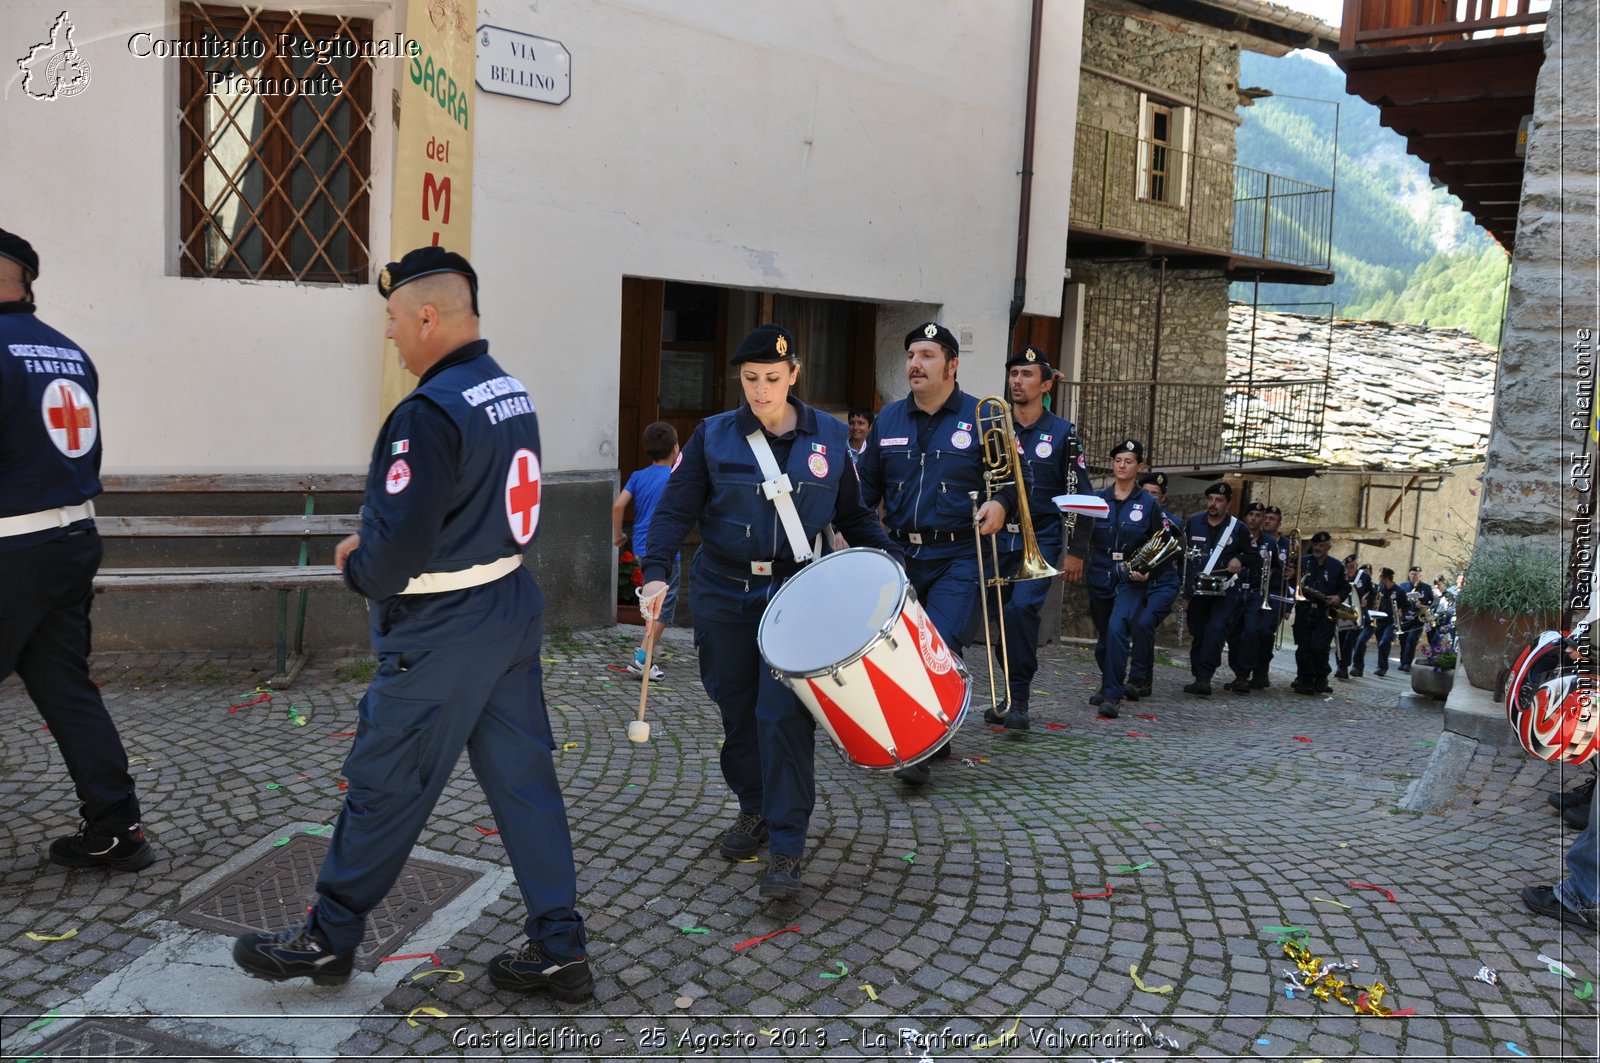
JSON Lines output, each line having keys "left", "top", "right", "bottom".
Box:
{"left": 396, "top": 272, "right": 476, "bottom": 322}
{"left": 385, "top": 272, "right": 481, "bottom": 378}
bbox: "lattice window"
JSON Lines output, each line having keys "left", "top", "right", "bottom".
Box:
{"left": 178, "top": 4, "right": 374, "bottom": 283}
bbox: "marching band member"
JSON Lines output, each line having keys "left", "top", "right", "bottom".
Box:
{"left": 985, "top": 346, "right": 1091, "bottom": 732}
{"left": 1254, "top": 505, "right": 1290, "bottom": 687}
{"left": 856, "top": 322, "right": 1013, "bottom": 783}
{"left": 1225, "top": 501, "right": 1274, "bottom": 694}
{"left": 1292, "top": 531, "right": 1349, "bottom": 694}
{"left": 1366, "top": 567, "right": 1401, "bottom": 677}
{"left": 1124, "top": 471, "right": 1182, "bottom": 698}
{"left": 1084, "top": 440, "right": 1173, "bottom": 719}
{"left": 1179, "top": 482, "right": 1249, "bottom": 696}
{"left": 639, "top": 325, "right": 899, "bottom": 901}
{"left": 1397, "top": 565, "right": 1436, "bottom": 673}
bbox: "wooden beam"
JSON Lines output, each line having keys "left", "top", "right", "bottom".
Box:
{"left": 1384, "top": 474, "right": 1421, "bottom": 523}
{"left": 1346, "top": 54, "right": 1544, "bottom": 105}
{"left": 1383, "top": 97, "right": 1533, "bottom": 136}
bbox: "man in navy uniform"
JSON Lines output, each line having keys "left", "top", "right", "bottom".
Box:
{"left": 856, "top": 322, "right": 1013, "bottom": 783}
{"left": 983, "top": 345, "right": 1091, "bottom": 731}
{"left": 1225, "top": 501, "right": 1274, "bottom": 693}
{"left": 1124, "top": 470, "right": 1182, "bottom": 699}
{"left": 1396, "top": 565, "right": 1435, "bottom": 673}
{"left": 1178, "top": 482, "right": 1248, "bottom": 696}
{"left": 232, "top": 247, "right": 591, "bottom": 1000}
{"left": 1253, "top": 505, "right": 1290, "bottom": 687}
{"left": 0, "top": 228, "right": 155, "bottom": 872}
{"left": 1292, "top": 531, "right": 1349, "bottom": 694}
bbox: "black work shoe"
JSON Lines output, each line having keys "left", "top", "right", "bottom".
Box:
{"left": 487, "top": 941, "right": 596, "bottom": 1001}
{"left": 932, "top": 742, "right": 953, "bottom": 760}
{"left": 1549, "top": 777, "right": 1596, "bottom": 811}
{"left": 1316, "top": 682, "right": 1333, "bottom": 694}
{"left": 1374, "top": 669, "right": 1388, "bottom": 677}
{"left": 1226, "top": 678, "right": 1252, "bottom": 694}
{"left": 1097, "top": 700, "right": 1120, "bottom": 719}
{"left": 1335, "top": 669, "right": 1349, "bottom": 680}
{"left": 1350, "top": 668, "right": 1364, "bottom": 677}
{"left": 1521, "top": 884, "right": 1599, "bottom": 931}
{"left": 1003, "top": 708, "right": 1031, "bottom": 732}
{"left": 233, "top": 926, "right": 354, "bottom": 986}
{"left": 719, "top": 812, "right": 769, "bottom": 860}
{"left": 1251, "top": 676, "right": 1271, "bottom": 689}
{"left": 894, "top": 762, "right": 932, "bottom": 785}
{"left": 1088, "top": 692, "right": 1104, "bottom": 706}
{"left": 760, "top": 853, "right": 803, "bottom": 900}
{"left": 1182, "top": 681, "right": 1212, "bottom": 696}
{"left": 1127, "top": 681, "right": 1153, "bottom": 698}
{"left": 1122, "top": 686, "right": 1140, "bottom": 702}
{"left": 49, "top": 821, "right": 156, "bottom": 872}
{"left": 1564, "top": 801, "right": 1591, "bottom": 830}
{"left": 983, "top": 707, "right": 1003, "bottom": 725}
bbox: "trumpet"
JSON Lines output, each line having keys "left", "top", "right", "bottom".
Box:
{"left": 971, "top": 396, "right": 1060, "bottom": 718}
{"left": 1258, "top": 541, "right": 1273, "bottom": 610}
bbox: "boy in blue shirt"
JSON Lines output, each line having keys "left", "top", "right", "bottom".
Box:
{"left": 612, "top": 422, "right": 679, "bottom": 678}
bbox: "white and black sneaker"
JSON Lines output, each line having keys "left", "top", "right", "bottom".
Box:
{"left": 48, "top": 821, "right": 156, "bottom": 872}
{"left": 487, "top": 941, "right": 595, "bottom": 1001}
{"left": 232, "top": 926, "right": 354, "bottom": 986}
{"left": 626, "top": 654, "right": 665, "bottom": 681}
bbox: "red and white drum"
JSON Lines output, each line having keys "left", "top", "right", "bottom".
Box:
{"left": 758, "top": 548, "right": 972, "bottom": 770}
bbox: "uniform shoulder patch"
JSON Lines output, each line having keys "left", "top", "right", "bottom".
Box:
{"left": 385, "top": 459, "right": 412, "bottom": 494}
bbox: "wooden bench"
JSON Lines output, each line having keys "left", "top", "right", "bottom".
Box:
{"left": 93, "top": 473, "right": 364, "bottom": 687}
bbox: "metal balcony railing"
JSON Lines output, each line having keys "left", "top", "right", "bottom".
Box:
{"left": 1057, "top": 378, "right": 1328, "bottom": 477}
{"left": 1339, "top": 0, "right": 1549, "bottom": 49}
{"left": 1072, "top": 125, "right": 1333, "bottom": 270}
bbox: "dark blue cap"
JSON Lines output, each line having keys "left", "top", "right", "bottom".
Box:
{"left": 1205, "top": 481, "right": 1233, "bottom": 499}
{"left": 1006, "top": 345, "right": 1053, "bottom": 375}
{"left": 730, "top": 324, "right": 796, "bottom": 365}
{"left": 378, "top": 246, "right": 478, "bottom": 312}
{"left": 905, "top": 322, "right": 958, "bottom": 357}
{"left": 1138, "top": 471, "right": 1168, "bottom": 492}
{"left": 1110, "top": 438, "right": 1144, "bottom": 461}
{"left": 0, "top": 228, "right": 38, "bottom": 277}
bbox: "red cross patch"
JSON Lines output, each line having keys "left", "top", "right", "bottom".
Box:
{"left": 41, "top": 378, "right": 97, "bottom": 458}
{"left": 385, "top": 459, "right": 412, "bottom": 494}
{"left": 505, "top": 448, "right": 541, "bottom": 545}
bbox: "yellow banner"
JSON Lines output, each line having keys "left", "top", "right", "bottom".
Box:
{"left": 381, "top": 0, "right": 478, "bottom": 413}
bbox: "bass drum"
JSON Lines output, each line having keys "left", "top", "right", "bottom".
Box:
{"left": 758, "top": 548, "right": 972, "bottom": 769}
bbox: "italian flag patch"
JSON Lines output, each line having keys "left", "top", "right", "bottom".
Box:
{"left": 391, "top": 439, "right": 410, "bottom": 455}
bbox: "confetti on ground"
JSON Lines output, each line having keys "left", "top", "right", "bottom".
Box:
{"left": 1575, "top": 981, "right": 1595, "bottom": 1000}
{"left": 605, "top": 665, "right": 630, "bottom": 672}
{"left": 859, "top": 983, "right": 878, "bottom": 1001}
{"left": 272, "top": 837, "right": 291, "bottom": 847}
{"left": 971, "top": 1016, "right": 1021, "bottom": 1050}
{"left": 304, "top": 825, "right": 333, "bottom": 835}
{"left": 1045, "top": 722, "right": 1068, "bottom": 730}
{"left": 1313, "top": 896, "right": 1352, "bottom": 909}
{"left": 329, "top": 731, "right": 356, "bottom": 738}
{"left": 228, "top": 693, "right": 272, "bottom": 713}
{"left": 1134, "top": 714, "right": 1157, "bottom": 721}
{"left": 1073, "top": 885, "right": 1113, "bottom": 900}
{"left": 381, "top": 951, "right": 441, "bottom": 966}
{"left": 1348, "top": 881, "right": 1397, "bottom": 903}
{"left": 127, "top": 756, "right": 151, "bottom": 764}
{"left": 1416, "top": 740, "right": 1435, "bottom": 747}
{"left": 1283, "top": 940, "right": 1404, "bottom": 1017}
{"left": 1292, "top": 735, "right": 1312, "bottom": 743}
{"left": 1506, "top": 1043, "right": 1527, "bottom": 1057}
{"left": 819, "top": 961, "right": 849, "bottom": 979}
{"left": 1256, "top": 1039, "right": 1271, "bottom": 1045}
{"left": 733, "top": 925, "right": 801, "bottom": 951}
{"left": 1537, "top": 954, "right": 1576, "bottom": 978}
{"left": 561, "top": 742, "right": 580, "bottom": 750}
{"left": 338, "top": 780, "right": 348, "bottom": 791}
{"left": 410, "top": 968, "right": 464, "bottom": 983}
{"left": 1125, "top": 731, "right": 1151, "bottom": 738}
{"left": 1473, "top": 966, "right": 1498, "bottom": 986}
{"left": 679, "top": 927, "right": 710, "bottom": 935}
{"left": 1129, "top": 964, "right": 1173, "bottom": 995}
{"left": 1115, "top": 862, "right": 1154, "bottom": 872}
{"left": 287, "top": 705, "right": 307, "bottom": 726}
{"left": 903, "top": 852, "right": 916, "bottom": 863}
{"left": 406, "top": 1006, "right": 447, "bottom": 1026}
{"left": 1285, "top": 987, "right": 1294, "bottom": 999}
{"left": 736, "top": 856, "right": 760, "bottom": 864}
{"left": 264, "top": 782, "right": 280, "bottom": 790}
{"left": 474, "top": 826, "right": 500, "bottom": 836}
{"left": 23, "top": 1009, "right": 60, "bottom": 1032}
{"left": 24, "top": 930, "right": 77, "bottom": 942}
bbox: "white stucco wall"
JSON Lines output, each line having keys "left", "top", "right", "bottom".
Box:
{"left": 3, "top": 0, "right": 1083, "bottom": 475}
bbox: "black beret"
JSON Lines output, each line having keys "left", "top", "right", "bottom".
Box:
{"left": 730, "top": 324, "right": 796, "bottom": 365}
{"left": 1205, "top": 481, "right": 1232, "bottom": 499}
{"left": 1244, "top": 501, "right": 1267, "bottom": 514}
{"left": 1343, "top": 553, "right": 1358, "bottom": 564}
{"left": 1109, "top": 438, "right": 1144, "bottom": 460}
{"left": 1310, "top": 531, "right": 1332, "bottom": 543}
{"left": 378, "top": 246, "right": 477, "bottom": 302}
{"left": 1138, "top": 471, "right": 1168, "bottom": 492}
{"left": 0, "top": 228, "right": 39, "bottom": 277}
{"left": 1005, "top": 345, "right": 1053, "bottom": 375}
{"left": 905, "top": 322, "right": 959, "bottom": 357}
{"left": 1265, "top": 505, "right": 1282, "bottom": 516}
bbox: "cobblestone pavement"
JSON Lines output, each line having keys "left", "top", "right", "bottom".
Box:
{"left": 1, "top": 628, "right": 1596, "bottom": 1061}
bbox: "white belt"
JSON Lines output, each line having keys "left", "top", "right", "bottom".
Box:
{"left": 400, "top": 554, "right": 522, "bottom": 595}
{"left": 0, "top": 500, "right": 95, "bottom": 538}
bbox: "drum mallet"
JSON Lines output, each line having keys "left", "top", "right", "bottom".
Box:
{"left": 628, "top": 588, "right": 659, "bottom": 743}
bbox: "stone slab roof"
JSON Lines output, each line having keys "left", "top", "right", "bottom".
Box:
{"left": 1226, "top": 304, "right": 1497, "bottom": 470}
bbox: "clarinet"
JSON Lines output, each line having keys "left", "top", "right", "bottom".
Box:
{"left": 1061, "top": 433, "right": 1084, "bottom": 545}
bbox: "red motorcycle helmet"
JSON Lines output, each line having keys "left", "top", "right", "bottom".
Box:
{"left": 1504, "top": 630, "right": 1597, "bottom": 765}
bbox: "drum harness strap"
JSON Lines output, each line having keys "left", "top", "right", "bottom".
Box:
{"left": 1200, "top": 516, "right": 1238, "bottom": 578}
{"left": 744, "top": 428, "right": 819, "bottom": 569}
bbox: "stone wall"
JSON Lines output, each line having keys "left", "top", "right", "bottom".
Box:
{"left": 1479, "top": 0, "right": 1597, "bottom": 544}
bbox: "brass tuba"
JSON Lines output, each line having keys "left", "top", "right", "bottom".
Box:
{"left": 1124, "top": 525, "right": 1181, "bottom": 576}
{"left": 969, "top": 396, "right": 1060, "bottom": 718}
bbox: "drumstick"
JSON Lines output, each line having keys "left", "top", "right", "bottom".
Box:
{"left": 628, "top": 630, "right": 655, "bottom": 744}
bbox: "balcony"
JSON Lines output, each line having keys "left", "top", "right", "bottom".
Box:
{"left": 1333, "top": 1, "right": 1550, "bottom": 250}
{"left": 1070, "top": 125, "right": 1334, "bottom": 285}
{"left": 1057, "top": 377, "right": 1328, "bottom": 480}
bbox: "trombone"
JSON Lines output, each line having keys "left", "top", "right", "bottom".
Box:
{"left": 970, "top": 396, "right": 1059, "bottom": 718}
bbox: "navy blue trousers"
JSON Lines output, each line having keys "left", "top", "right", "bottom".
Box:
{"left": 693, "top": 616, "right": 816, "bottom": 860}
{"left": 1256, "top": 603, "right": 1286, "bottom": 677}
{"left": 1187, "top": 591, "right": 1243, "bottom": 682}
{"left": 995, "top": 546, "right": 1059, "bottom": 708}
{"left": 0, "top": 529, "right": 140, "bottom": 829}
{"left": 1232, "top": 592, "right": 1276, "bottom": 680}
{"left": 1293, "top": 607, "right": 1337, "bottom": 685}
{"left": 313, "top": 608, "right": 586, "bottom": 960}
{"left": 1127, "top": 579, "right": 1179, "bottom": 685}
{"left": 1089, "top": 587, "right": 1143, "bottom": 701}
{"left": 905, "top": 552, "right": 982, "bottom": 657}
{"left": 1399, "top": 625, "right": 1426, "bottom": 670}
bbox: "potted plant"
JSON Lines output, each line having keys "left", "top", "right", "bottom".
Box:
{"left": 1454, "top": 537, "right": 1565, "bottom": 691}
{"left": 616, "top": 549, "right": 645, "bottom": 625}
{"left": 1410, "top": 639, "right": 1457, "bottom": 701}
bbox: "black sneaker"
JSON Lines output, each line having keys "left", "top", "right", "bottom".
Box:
{"left": 1088, "top": 692, "right": 1104, "bottom": 706}
{"left": 1227, "top": 678, "right": 1252, "bottom": 694}
{"left": 1122, "top": 686, "right": 1141, "bottom": 703}
{"left": 1251, "top": 676, "right": 1271, "bottom": 689}
{"left": 1335, "top": 669, "right": 1349, "bottom": 680}
{"left": 894, "top": 762, "right": 932, "bottom": 785}
{"left": 1549, "top": 777, "right": 1596, "bottom": 811}
{"left": 719, "top": 812, "right": 769, "bottom": 859}
{"left": 48, "top": 821, "right": 156, "bottom": 872}
{"left": 487, "top": 941, "right": 596, "bottom": 1001}
{"left": 1003, "top": 708, "right": 1031, "bottom": 732}
{"left": 1182, "top": 680, "right": 1212, "bottom": 696}
{"left": 760, "top": 853, "right": 803, "bottom": 900}
{"left": 1097, "top": 700, "right": 1120, "bottom": 719}
{"left": 1350, "top": 668, "right": 1364, "bottom": 677}
{"left": 233, "top": 926, "right": 354, "bottom": 986}
{"left": 1127, "top": 681, "right": 1153, "bottom": 698}
{"left": 1521, "top": 884, "right": 1598, "bottom": 931}
{"left": 1316, "top": 682, "right": 1334, "bottom": 694}
{"left": 1374, "top": 669, "right": 1388, "bottom": 677}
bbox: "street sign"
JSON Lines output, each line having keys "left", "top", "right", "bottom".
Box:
{"left": 476, "top": 24, "right": 570, "bottom": 105}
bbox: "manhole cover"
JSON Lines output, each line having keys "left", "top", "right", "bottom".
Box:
{"left": 26, "top": 1017, "right": 264, "bottom": 1060}
{"left": 1313, "top": 750, "right": 1359, "bottom": 766}
{"left": 172, "top": 835, "right": 481, "bottom": 971}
